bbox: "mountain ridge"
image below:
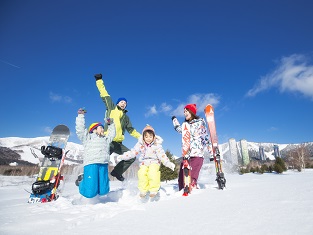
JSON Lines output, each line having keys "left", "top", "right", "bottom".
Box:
{"left": 1, "top": 136, "right": 312, "bottom": 166}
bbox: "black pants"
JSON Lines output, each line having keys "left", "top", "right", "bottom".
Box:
{"left": 110, "top": 141, "right": 136, "bottom": 176}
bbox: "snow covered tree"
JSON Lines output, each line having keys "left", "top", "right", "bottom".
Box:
{"left": 294, "top": 144, "right": 311, "bottom": 171}
{"left": 285, "top": 143, "right": 311, "bottom": 171}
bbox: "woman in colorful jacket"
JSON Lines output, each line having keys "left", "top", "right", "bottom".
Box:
{"left": 75, "top": 108, "right": 116, "bottom": 198}
{"left": 117, "top": 125, "right": 175, "bottom": 198}
{"left": 94, "top": 73, "right": 141, "bottom": 182}
{"left": 172, "top": 104, "right": 210, "bottom": 192}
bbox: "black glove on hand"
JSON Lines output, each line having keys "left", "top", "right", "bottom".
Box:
{"left": 94, "top": 74, "right": 102, "bottom": 80}
{"left": 78, "top": 108, "right": 87, "bottom": 114}
{"left": 171, "top": 116, "right": 176, "bottom": 120}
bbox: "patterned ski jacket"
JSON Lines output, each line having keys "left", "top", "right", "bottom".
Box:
{"left": 118, "top": 135, "right": 174, "bottom": 169}
{"left": 96, "top": 79, "right": 141, "bottom": 142}
{"left": 174, "top": 118, "right": 210, "bottom": 158}
{"left": 76, "top": 114, "right": 116, "bottom": 166}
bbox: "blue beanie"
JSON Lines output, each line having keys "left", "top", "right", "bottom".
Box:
{"left": 116, "top": 97, "right": 127, "bottom": 104}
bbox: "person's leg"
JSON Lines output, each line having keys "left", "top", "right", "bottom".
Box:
{"left": 79, "top": 164, "right": 98, "bottom": 198}
{"left": 110, "top": 141, "right": 125, "bottom": 180}
{"left": 114, "top": 157, "right": 136, "bottom": 175}
{"left": 110, "top": 142, "right": 135, "bottom": 180}
{"left": 147, "top": 163, "right": 161, "bottom": 196}
{"left": 138, "top": 165, "right": 149, "bottom": 196}
{"left": 190, "top": 157, "right": 204, "bottom": 187}
{"left": 98, "top": 164, "right": 110, "bottom": 196}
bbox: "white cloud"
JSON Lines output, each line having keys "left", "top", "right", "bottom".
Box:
{"left": 246, "top": 54, "right": 313, "bottom": 100}
{"left": 43, "top": 126, "right": 52, "bottom": 134}
{"left": 0, "top": 59, "right": 21, "bottom": 68}
{"left": 145, "top": 105, "right": 158, "bottom": 117}
{"left": 64, "top": 96, "right": 73, "bottom": 103}
{"left": 267, "top": 126, "right": 278, "bottom": 132}
{"left": 160, "top": 103, "right": 172, "bottom": 112}
{"left": 171, "top": 93, "right": 220, "bottom": 117}
{"left": 49, "top": 92, "right": 72, "bottom": 103}
{"left": 49, "top": 92, "right": 62, "bottom": 102}
{"left": 145, "top": 93, "right": 220, "bottom": 118}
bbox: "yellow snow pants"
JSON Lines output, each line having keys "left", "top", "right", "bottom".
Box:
{"left": 138, "top": 163, "right": 160, "bottom": 194}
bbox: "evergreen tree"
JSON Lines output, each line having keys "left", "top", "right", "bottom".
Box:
{"left": 268, "top": 165, "right": 273, "bottom": 173}
{"left": 261, "top": 164, "right": 269, "bottom": 173}
{"left": 273, "top": 163, "right": 283, "bottom": 173}
{"left": 160, "top": 150, "right": 178, "bottom": 182}
{"left": 272, "top": 157, "right": 287, "bottom": 173}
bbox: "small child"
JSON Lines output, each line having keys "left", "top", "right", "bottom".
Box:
{"left": 117, "top": 125, "right": 175, "bottom": 198}
{"left": 75, "top": 108, "right": 116, "bottom": 198}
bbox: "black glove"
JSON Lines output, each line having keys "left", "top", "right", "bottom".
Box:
{"left": 77, "top": 108, "right": 87, "bottom": 114}
{"left": 94, "top": 74, "right": 102, "bottom": 80}
{"left": 171, "top": 116, "right": 176, "bottom": 120}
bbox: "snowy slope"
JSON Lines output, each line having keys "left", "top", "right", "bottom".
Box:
{"left": 0, "top": 169, "right": 313, "bottom": 235}
{"left": 0, "top": 137, "right": 83, "bottom": 165}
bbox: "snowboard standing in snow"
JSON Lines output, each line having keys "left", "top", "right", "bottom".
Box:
{"left": 28, "top": 125, "right": 70, "bottom": 203}
{"left": 172, "top": 117, "right": 192, "bottom": 196}
{"left": 204, "top": 104, "right": 226, "bottom": 190}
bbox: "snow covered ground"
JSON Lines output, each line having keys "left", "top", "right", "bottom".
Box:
{"left": 1, "top": 166, "right": 313, "bottom": 235}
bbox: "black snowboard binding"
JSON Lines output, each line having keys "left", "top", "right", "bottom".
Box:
{"left": 41, "top": 146, "right": 63, "bottom": 160}
{"left": 216, "top": 172, "right": 226, "bottom": 190}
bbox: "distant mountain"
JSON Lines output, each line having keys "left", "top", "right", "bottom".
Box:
{"left": 219, "top": 140, "right": 313, "bottom": 164}
{"left": 219, "top": 141, "right": 286, "bottom": 161}
{"left": 0, "top": 137, "right": 83, "bottom": 166}
{"left": 0, "top": 136, "right": 312, "bottom": 166}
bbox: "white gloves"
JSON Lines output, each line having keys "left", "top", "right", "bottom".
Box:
{"left": 164, "top": 162, "right": 175, "bottom": 171}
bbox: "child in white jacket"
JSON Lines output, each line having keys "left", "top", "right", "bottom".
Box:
{"left": 75, "top": 108, "right": 116, "bottom": 198}
{"left": 117, "top": 125, "right": 175, "bottom": 198}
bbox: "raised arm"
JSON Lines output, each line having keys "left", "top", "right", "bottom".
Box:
{"left": 125, "top": 115, "right": 141, "bottom": 139}
{"left": 75, "top": 108, "right": 88, "bottom": 143}
{"left": 94, "top": 74, "right": 115, "bottom": 111}
{"left": 171, "top": 116, "right": 182, "bottom": 134}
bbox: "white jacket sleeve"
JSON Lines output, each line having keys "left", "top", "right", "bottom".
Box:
{"left": 106, "top": 122, "right": 116, "bottom": 143}
{"left": 119, "top": 141, "right": 142, "bottom": 161}
{"left": 75, "top": 114, "right": 88, "bottom": 144}
{"left": 157, "top": 146, "right": 175, "bottom": 171}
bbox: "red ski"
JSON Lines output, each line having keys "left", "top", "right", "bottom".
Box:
{"left": 181, "top": 122, "right": 192, "bottom": 196}
{"left": 204, "top": 104, "right": 226, "bottom": 190}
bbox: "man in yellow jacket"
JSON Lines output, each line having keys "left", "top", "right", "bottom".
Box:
{"left": 94, "top": 73, "right": 141, "bottom": 181}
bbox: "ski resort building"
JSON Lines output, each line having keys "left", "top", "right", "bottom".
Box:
{"left": 239, "top": 139, "right": 250, "bottom": 166}
{"left": 259, "top": 146, "right": 265, "bottom": 161}
{"left": 228, "top": 138, "right": 239, "bottom": 165}
{"left": 273, "top": 145, "right": 281, "bottom": 158}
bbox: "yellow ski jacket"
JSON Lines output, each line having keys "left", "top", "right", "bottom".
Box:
{"left": 96, "top": 79, "right": 141, "bottom": 142}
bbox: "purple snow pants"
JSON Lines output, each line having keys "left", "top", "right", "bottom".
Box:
{"left": 178, "top": 157, "right": 204, "bottom": 191}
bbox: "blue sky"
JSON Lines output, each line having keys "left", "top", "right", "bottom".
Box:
{"left": 1, "top": 0, "right": 313, "bottom": 157}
